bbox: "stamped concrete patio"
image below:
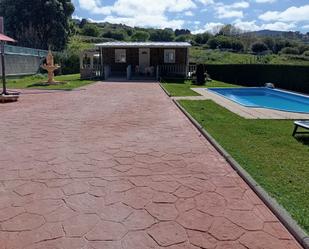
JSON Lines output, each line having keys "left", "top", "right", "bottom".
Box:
{"left": 0, "top": 83, "right": 303, "bottom": 249}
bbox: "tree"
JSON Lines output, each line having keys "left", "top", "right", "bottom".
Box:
{"left": 251, "top": 42, "right": 268, "bottom": 54}
{"left": 218, "top": 24, "right": 242, "bottom": 36}
{"left": 0, "top": 0, "right": 75, "bottom": 50}
{"left": 273, "top": 38, "right": 293, "bottom": 54}
{"left": 280, "top": 47, "right": 299, "bottom": 55}
{"left": 82, "top": 23, "right": 100, "bottom": 37}
{"left": 55, "top": 36, "right": 93, "bottom": 74}
{"left": 79, "top": 18, "right": 88, "bottom": 28}
{"left": 131, "top": 31, "right": 150, "bottom": 42}
{"left": 102, "top": 30, "right": 127, "bottom": 41}
{"left": 149, "top": 29, "right": 174, "bottom": 41}
{"left": 207, "top": 35, "right": 243, "bottom": 51}
{"left": 194, "top": 32, "right": 212, "bottom": 45}
{"left": 174, "top": 34, "right": 192, "bottom": 42}
{"left": 262, "top": 37, "right": 275, "bottom": 52}
{"left": 175, "top": 29, "right": 190, "bottom": 36}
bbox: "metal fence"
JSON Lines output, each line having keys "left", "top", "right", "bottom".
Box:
{"left": 4, "top": 45, "right": 48, "bottom": 57}
{"left": 0, "top": 45, "right": 48, "bottom": 76}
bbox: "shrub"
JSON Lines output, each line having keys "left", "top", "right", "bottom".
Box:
{"left": 195, "top": 64, "right": 206, "bottom": 85}
{"left": 280, "top": 47, "right": 300, "bottom": 55}
{"left": 251, "top": 42, "right": 268, "bottom": 54}
{"left": 131, "top": 31, "right": 150, "bottom": 42}
{"left": 81, "top": 23, "right": 100, "bottom": 37}
{"left": 174, "top": 35, "right": 192, "bottom": 42}
{"left": 54, "top": 37, "right": 94, "bottom": 75}
{"left": 231, "top": 39, "right": 244, "bottom": 52}
{"left": 194, "top": 32, "right": 212, "bottom": 45}
{"left": 303, "top": 51, "right": 309, "bottom": 57}
{"left": 102, "top": 30, "right": 127, "bottom": 41}
{"left": 149, "top": 29, "right": 174, "bottom": 41}
{"left": 207, "top": 36, "right": 243, "bottom": 52}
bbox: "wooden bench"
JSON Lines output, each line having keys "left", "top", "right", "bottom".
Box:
{"left": 292, "top": 121, "right": 309, "bottom": 136}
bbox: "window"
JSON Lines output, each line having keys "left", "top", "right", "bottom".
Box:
{"left": 115, "top": 49, "right": 126, "bottom": 63}
{"left": 164, "top": 49, "right": 176, "bottom": 63}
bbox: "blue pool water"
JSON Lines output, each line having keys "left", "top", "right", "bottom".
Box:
{"left": 208, "top": 87, "right": 309, "bottom": 113}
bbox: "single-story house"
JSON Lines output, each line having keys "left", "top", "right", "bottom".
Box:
{"left": 80, "top": 42, "right": 191, "bottom": 81}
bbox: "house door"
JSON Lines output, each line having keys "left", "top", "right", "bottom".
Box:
{"left": 139, "top": 48, "right": 150, "bottom": 74}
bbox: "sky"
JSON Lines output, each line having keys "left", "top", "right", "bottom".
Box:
{"left": 72, "top": 0, "right": 309, "bottom": 33}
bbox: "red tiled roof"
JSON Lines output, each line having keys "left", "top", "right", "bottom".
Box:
{"left": 0, "top": 33, "right": 15, "bottom": 42}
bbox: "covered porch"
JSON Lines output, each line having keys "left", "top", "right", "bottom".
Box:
{"left": 80, "top": 42, "right": 192, "bottom": 81}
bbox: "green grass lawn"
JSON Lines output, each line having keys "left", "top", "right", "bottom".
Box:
{"left": 190, "top": 47, "right": 309, "bottom": 66}
{"left": 179, "top": 99, "right": 309, "bottom": 233}
{"left": 7, "top": 74, "right": 96, "bottom": 90}
{"left": 161, "top": 79, "right": 240, "bottom": 97}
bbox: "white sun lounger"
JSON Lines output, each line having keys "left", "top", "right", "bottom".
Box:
{"left": 292, "top": 121, "right": 309, "bottom": 136}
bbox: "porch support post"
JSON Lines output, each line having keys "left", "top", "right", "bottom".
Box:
{"left": 185, "top": 47, "right": 189, "bottom": 78}
{"left": 100, "top": 47, "right": 104, "bottom": 80}
{"left": 79, "top": 53, "right": 84, "bottom": 69}
{"left": 90, "top": 54, "right": 94, "bottom": 69}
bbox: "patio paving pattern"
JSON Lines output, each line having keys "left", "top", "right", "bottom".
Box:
{"left": 0, "top": 82, "right": 303, "bottom": 249}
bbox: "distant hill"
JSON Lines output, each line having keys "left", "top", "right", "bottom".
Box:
{"left": 244, "top": 30, "right": 309, "bottom": 43}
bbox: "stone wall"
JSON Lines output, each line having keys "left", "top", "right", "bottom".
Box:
{"left": 0, "top": 54, "right": 43, "bottom": 76}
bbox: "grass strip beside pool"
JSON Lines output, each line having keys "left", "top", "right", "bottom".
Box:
{"left": 7, "top": 74, "right": 96, "bottom": 90}
{"left": 161, "top": 80, "right": 241, "bottom": 97}
{"left": 179, "top": 99, "right": 309, "bottom": 233}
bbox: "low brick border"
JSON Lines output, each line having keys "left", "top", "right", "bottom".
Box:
{"left": 158, "top": 84, "right": 309, "bottom": 249}
{"left": 159, "top": 83, "right": 171, "bottom": 97}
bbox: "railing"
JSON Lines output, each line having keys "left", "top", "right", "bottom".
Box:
{"left": 4, "top": 45, "right": 48, "bottom": 57}
{"left": 80, "top": 64, "right": 102, "bottom": 80}
{"left": 188, "top": 64, "right": 197, "bottom": 74}
{"left": 158, "top": 64, "right": 187, "bottom": 76}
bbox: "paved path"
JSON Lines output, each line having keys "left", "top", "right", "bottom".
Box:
{"left": 0, "top": 83, "right": 302, "bottom": 249}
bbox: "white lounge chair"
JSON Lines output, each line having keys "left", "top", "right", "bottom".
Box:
{"left": 292, "top": 121, "right": 309, "bottom": 136}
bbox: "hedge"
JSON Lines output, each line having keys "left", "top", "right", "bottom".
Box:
{"left": 205, "top": 64, "right": 309, "bottom": 94}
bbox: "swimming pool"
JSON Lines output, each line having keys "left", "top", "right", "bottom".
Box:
{"left": 208, "top": 87, "right": 309, "bottom": 113}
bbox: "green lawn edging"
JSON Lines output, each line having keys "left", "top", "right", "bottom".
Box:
{"left": 7, "top": 74, "right": 96, "bottom": 91}
{"left": 160, "top": 79, "right": 240, "bottom": 97}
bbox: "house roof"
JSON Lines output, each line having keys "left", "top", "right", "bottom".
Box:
{"left": 95, "top": 42, "right": 191, "bottom": 48}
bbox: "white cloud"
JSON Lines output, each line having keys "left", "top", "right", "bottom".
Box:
{"left": 259, "top": 5, "right": 309, "bottom": 22}
{"left": 255, "top": 0, "right": 276, "bottom": 3}
{"left": 303, "top": 25, "right": 309, "bottom": 30}
{"left": 192, "top": 22, "right": 224, "bottom": 34}
{"left": 197, "top": 0, "right": 214, "bottom": 5}
{"left": 233, "top": 20, "right": 260, "bottom": 31}
{"left": 77, "top": 0, "right": 197, "bottom": 29}
{"left": 78, "top": 0, "right": 111, "bottom": 15}
{"left": 231, "top": 1, "right": 250, "bottom": 9}
{"left": 233, "top": 19, "right": 296, "bottom": 31}
{"left": 214, "top": 1, "right": 250, "bottom": 19}
{"left": 103, "top": 15, "right": 185, "bottom": 29}
{"left": 185, "top": 11, "right": 194, "bottom": 16}
{"left": 261, "top": 22, "right": 296, "bottom": 31}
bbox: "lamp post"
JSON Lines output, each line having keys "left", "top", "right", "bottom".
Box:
{"left": 0, "top": 17, "right": 18, "bottom": 102}
{"left": 1, "top": 40, "right": 7, "bottom": 95}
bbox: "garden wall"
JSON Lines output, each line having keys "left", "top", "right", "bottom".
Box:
{"left": 205, "top": 64, "right": 309, "bottom": 94}
{"left": 0, "top": 54, "right": 43, "bottom": 76}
